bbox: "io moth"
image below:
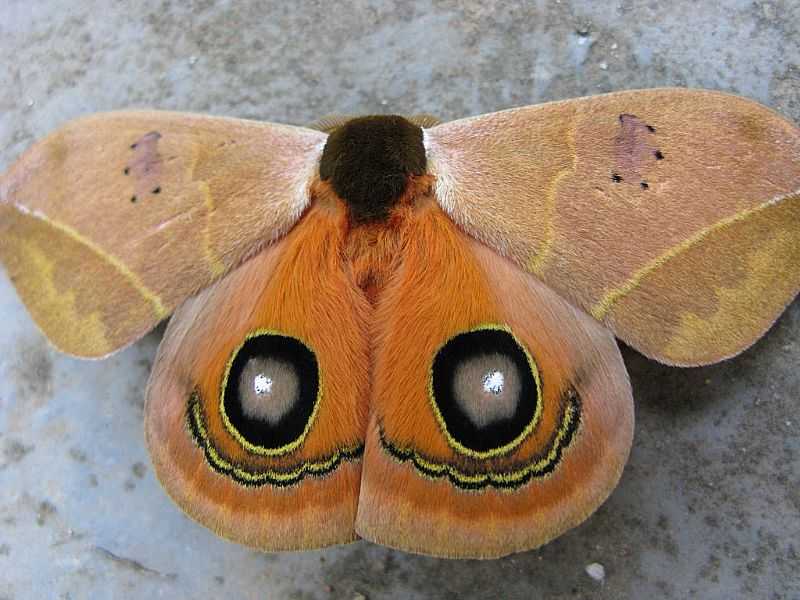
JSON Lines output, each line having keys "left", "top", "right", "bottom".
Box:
{"left": 0, "top": 88, "right": 798, "bottom": 559}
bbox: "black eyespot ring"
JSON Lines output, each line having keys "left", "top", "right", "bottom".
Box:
{"left": 220, "top": 330, "right": 321, "bottom": 456}
{"left": 429, "top": 325, "right": 542, "bottom": 458}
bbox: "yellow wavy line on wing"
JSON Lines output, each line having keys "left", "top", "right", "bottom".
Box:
{"left": 590, "top": 192, "right": 797, "bottom": 320}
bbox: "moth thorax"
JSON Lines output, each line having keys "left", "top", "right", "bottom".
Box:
{"left": 237, "top": 357, "right": 299, "bottom": 425}
{"left": 319, "top": 115, "right": 427, "bottom": 223}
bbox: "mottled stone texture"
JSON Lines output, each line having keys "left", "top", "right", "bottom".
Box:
{"left": 0, "top": 1, "right": 798, "bottom": 598}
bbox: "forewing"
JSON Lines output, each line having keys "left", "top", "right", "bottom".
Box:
{"left": 144, "top": 203, "right": 371, "bottom": 550}
{"left": 425, "top": 88, "right": 800, "bottom": 365}
{"left": 355, "top": 204, "right": 633, "bottom": 558}
{"left": 0, "top": 111, "right": 325, "bottom": 357}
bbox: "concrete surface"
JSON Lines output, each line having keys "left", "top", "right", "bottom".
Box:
{"left": 1, "top": 1, "right": 798, "bottom": 598}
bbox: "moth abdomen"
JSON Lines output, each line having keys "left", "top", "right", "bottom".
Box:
{"left": 319, "top": 115, "right": 427, "bottom": 223}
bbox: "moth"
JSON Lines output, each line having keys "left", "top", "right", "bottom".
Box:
{"left": 0, "top": 88, "right": 798, "bottom": 559}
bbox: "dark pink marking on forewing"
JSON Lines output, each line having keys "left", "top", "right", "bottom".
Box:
{"left": 613, "top": 114, "right": 660, "bottom": 186}
{"left": 126, "top": 131, "right": 163, "bottom": 201}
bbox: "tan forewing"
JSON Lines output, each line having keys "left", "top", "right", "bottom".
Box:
{"left": 426, "top": 88, "right": 800, "bottom": 365}
{"left": 0, "top": 111, "right": 326, "bottom": 357}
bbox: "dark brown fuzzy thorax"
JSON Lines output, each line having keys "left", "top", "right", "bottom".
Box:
{"left": 319, "top": 115, "right": 427, "bottom": 223}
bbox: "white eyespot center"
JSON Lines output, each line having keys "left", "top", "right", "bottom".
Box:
{"left": 254, "top": 373, "right": 273, "bottom": 395}
{"left": 482, "top": 370, "right": 505, "bottom": 396}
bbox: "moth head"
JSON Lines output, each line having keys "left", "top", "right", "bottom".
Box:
{"left": 319, "top": 115, "right": 427, "bottom": 223}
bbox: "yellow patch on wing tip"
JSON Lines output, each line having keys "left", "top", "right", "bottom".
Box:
{"left": 30, "top": 211, "right": 169, "bottom": 320}
{"left": 661, "top": 226, "right": 800, "bottom": 362}
{"left": 590, "top": 193, "right": 797, "bottom": 322}
{"left": 17, "top": 238, "right": 111, "bottom": 355}
{"left": 528, "top": 120, "right": 577, "bottom": 275}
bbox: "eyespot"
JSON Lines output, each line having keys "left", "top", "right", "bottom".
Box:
{"left": 220, "top": 331, "right": 321, "bottom": 456}
{"left": 429, "top": 326, "right": 542, "bottom": 458}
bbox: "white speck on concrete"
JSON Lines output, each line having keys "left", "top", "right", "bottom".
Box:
{"left": 586, "top": 562, "right": 606, "bottom": 583}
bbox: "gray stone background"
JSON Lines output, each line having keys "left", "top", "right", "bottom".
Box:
{"left": 0, "top": 1, "right": 798, "bottom": 599}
